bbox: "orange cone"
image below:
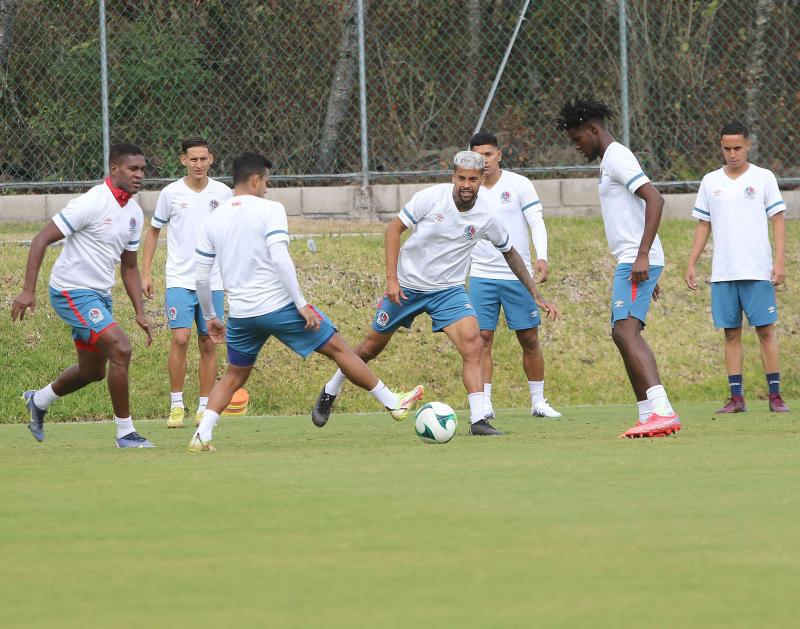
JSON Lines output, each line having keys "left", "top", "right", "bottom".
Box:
{"left": 222, "top": 388, "right": 250, "bottom": 416}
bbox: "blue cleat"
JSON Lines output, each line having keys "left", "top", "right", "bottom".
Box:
{"left": 23, "top": 390, "right": 46, "bottom": 442}
{"left": 115, "top": 431, "right": 156, "bottom": 448}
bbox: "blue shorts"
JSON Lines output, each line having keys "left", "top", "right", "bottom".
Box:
{"left": 610, "top": 264, "right": 663, "bottom": 327}
{"left": 49, "top": 287, "right": 116, "bottom": 351}
{"left": 166, "top": 287, "right": 225, "bottom": 336}
{"left": 468, "top": 276, "right": 540, "bottom": 331}
{"left": 371, "top": 286, "right": 476, "bottom": 333}
{"left": 711, "top": 280, "right": 778, "bottom": 329}
{"left": 225, "top": 303, "right": 337, "bottom": 366}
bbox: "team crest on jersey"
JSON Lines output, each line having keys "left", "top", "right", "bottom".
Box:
{"left": 103, "top": 217, "right": 112, "bottom": 225}
{"left": 713, "top": 189, "right": 722, "bottom": 197}
{"left": 744, "top": 186, "right": 755, "bottom": 200}
{"left": 209, "top": 199, "right": 219, "bottom": 211}
{"left": 129, "top": 217, "right": 137, "bottom": 233}
{"left": 167, "top": 306, "right": 178, "bottom": 321}
{"left": 88, "top": 308, "right": 104, "bottom": 323}
{"left": 179, "top": 202, "right": 189, "bottom": 209}
{"left": 500, "top": 191, "right": 511, "bottom": 203}
{"left": 434, "top": 212, "right": 445, "bottom": 222}
{"left": 463, "top": 225, "right": 477, "bottom": 240}
{"left": 375, "top": 310, "right": 390, "bottom": 328}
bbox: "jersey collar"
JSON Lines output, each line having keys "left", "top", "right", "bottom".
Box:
{"left": 105, "top": 178, "right": 133, "bottom": 207}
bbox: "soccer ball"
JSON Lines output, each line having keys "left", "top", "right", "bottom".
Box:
{"left": 414, "top": 402, "right": 457, "bottom": 444}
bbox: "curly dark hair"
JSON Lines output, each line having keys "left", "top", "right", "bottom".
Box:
{"left": 555, "top": 98, "right": 613, "bottom": 131}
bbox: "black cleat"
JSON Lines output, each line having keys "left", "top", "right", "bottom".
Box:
{"left": 312, "top": 388, "right": 336, "bottom": 427}
{"left": 469, "top": 418, "right": 504, "bottom": 436}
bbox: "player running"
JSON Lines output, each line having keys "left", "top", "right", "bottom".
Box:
{"left": 556, "top": 99, "right": 681, "bottom": 438}
{"left": 190, "top": 152, "right": 422, "bottom": 452}
{"left": 468, "top": 131, "right": 561, "bottom": 420}
{"left": 11, "top": 143, "right": 156, "bottom": 448}
{"left": 315, "top": 151, "right": 560, "bottom": 437}
{"left": 685, "top": 121, "right": 788, "bottom": 413}
{"left": 141, "top": 138, "right": 232, "bottom": 428}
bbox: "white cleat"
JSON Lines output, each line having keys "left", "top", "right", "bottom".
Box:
{"left": 532, "top": 399, "right": 562, "bottom": 419}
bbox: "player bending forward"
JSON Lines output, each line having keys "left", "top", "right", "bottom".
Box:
{"left": 189, "top": 152, "right": 422, "bottom": 452}
{"left": 314, "top": 151, "right": 560, "bottom": 437}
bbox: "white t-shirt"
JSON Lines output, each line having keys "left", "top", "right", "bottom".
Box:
{"left": 692, "top": 164, "right": 785, "bottom": 282}
{"left": 196, "top": 195, "right": 293, "bottom": 318}
{"left": 50, "top": 183, "right": 143, "bottom": 295}
{"left": 397, "top": 183, "right": 512, "bottom": 291}
{"left": 598, "top": 142, "right": 664, "bottom": 266}
{"left": 470, "top": 169, "right": 543, "bottom": 280}
{"left": 152, "top": 177, "right": 232, "bottom": 290}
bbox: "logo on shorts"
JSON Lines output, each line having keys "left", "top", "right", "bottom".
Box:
{"left": 500, "top": 191, "right": 511, "bottom": 203}
{"left": 167, "top": 306, "right": 178, "bottom": 321}
{"left": 88, "top": 308, "right": 104, "bottom": 323}
{"left": 465, "top": 303, "right": 473, "bottom": 310}
{"left": 531, "top": 310, "right": 539, "bottom": 318}
{"left": 129, "top": 217, "right": 137, "bottom": 233}
{"left": 768, "top": 305, "right": 776, "bottom": 314}
{"left": 209, "top": 199, "right": 219, "bottom": 211}
{"left": 744, "top": 186, "right": 756, "bottom": 200}
{"left": 614, "top": 299, "right": 625, "bottom": 308}
{"left": 375, "top": 310, "right": 390, "bottom": 328}
{"left": 434, "top": 212, "right": 445, "bottom": 222}
{"left": 463, "top": 225, "right": 477, "bottom": 240}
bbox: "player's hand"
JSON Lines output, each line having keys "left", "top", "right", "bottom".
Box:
{"left": 629, "top": 253, "right": 650, "bottom": 284}
{"left": 386, "top": 277, "right": 407, "bottom": 305}
{"left": 535, "top": 259, "right": 549, "bottom": 284}
{"left": 207, "top": 317, "right": 226, "bottom": 343}
{"left": 298, "top": 305, "right": 321, "bottom": 331}
{"left": 771, "top": 261, "right": 785, "bottom": 286}
{"left": 136, "top": 313, "right": 154, "bottom": 347}
{"left": 684, "top": 266, "right": 698, "bottom": 291}
{"left": 141, "top": 274, "right": 154, "bottom": 299}
{"left": 536, "top": 296, "right": 561, "bottom": 321}
{"left": 653, "top": 283, "right": 662, "bottom": 302}
{"left": 11, "top": 289, "right": 36, "bottom": 321}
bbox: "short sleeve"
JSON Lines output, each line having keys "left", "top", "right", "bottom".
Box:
{"left": 608, "top": 146, "right": 650, "bottom": 194}
{"left": 195, "top": 218, "right": 216, "bottom": 259}
{"left": 692, "top": 177, "right": 711, "bottom": 222}
{"left": 764, "top": 171, "right": 785, "bottom": 218}
{"left": 151, "top": 187, "right": 171, "bottom": 228}
{"left": 398, "top": 190, "right": 434, "bottom": 228}
{"left": 265, "top": 203, "right": 290, "bottom": 247}
{"left": 519, "top": 178, "right": 543, "bottom": 217}
{"left": 52, "top": 194, "right": 97, "bottom": 237}
{"left": 483, "top": 215, "right": 512, "bottom": 252}
{"left": 125, "top": 211, "right": 144, "bottom": 251}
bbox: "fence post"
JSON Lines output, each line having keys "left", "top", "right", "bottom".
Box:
{"left": 98, "top": 0, "right": 110, "bottom": 177}
{"left": 618, "top": 0, "right": 630, "bottom": 147}
{"left": 356, "top": 0, "right": 369, "bottom": 192}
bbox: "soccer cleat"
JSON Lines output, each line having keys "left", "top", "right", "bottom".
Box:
{"left": 23, "top": 390, "right": 47, "bottom": 442}
{"left": 715, "top": 396, "right": 746, "bottom": 413}
{"left": 311, "top": 388, "right": 337, "bottom": 427}
{"left": 532, "top": 399, "right": 562, "bottom": 418}
{"left": 387, "top": 385, "right": 424, "bottom": 421}
{"left": 621, "top": 413, "right": 682, "bottom": 439}
{"left": 167, "top": 406, "right": 185, "bottom": 428}
{"left": 188, "top": 434, "right": 216, "bottom": 452}
{"left": 469, "top": 418, "right": 504, "bottom": 436}
{"left": 768, "top": 393, "right": 789, "bottom": 413}
{"left": 115, "top": 432, "right": 155, "bottom": 448}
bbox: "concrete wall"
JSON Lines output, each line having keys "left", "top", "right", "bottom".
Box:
{"left": 1, "top": 179, "right": 797, "bottom": 222}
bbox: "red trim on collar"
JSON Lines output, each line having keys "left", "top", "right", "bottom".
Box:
{"left": 105, "top": 178, "right": 133, "bottom": 207}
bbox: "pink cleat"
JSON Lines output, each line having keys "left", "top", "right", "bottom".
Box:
{"left": 716, "top": 396, "right": 746, "bottom": 413}
{"left": 621, "top": 413, "right": 682, "bottom": 439}
{"left": 768, "top": 393, "right": 789, "bottom": 413}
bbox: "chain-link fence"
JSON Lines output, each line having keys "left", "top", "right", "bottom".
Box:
{"left": 1, "top": 0, "right": 798, "bottom": 191}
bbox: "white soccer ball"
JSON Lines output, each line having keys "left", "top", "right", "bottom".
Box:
{"left": 414, "top": 402, "right": 457, "bottom": 444}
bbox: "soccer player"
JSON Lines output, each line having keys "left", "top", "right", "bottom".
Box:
{"left": 556, "top": 99, "right": 681, "bottom": 438}
{"left": 11, "top": 143, "right": 156, "bottom": 448}
{"left": 314, "top": 151, "right": 560, "bottom": 437}
{"left": 189, "top": 152, "right": 422, "bottom": 452}
{"left": 141, "top": 138, "right": 232, "bottom": 428}
{"left": 468, "top": 131, "right": 561, "bottom": 420}
{"left": 685, "top": 122, "right": 788, "bottom": 413}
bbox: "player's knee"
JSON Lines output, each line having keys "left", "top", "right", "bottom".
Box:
{"left": 172, "top": 330, "right": 191, "bottom": 351}
{"left": 107, "top": 337, "right": 132, "bottom": 364}
{"left": 756, "top": 325, "right": 775, "bottom": 342}
{"left": 611, "top": 325, "right": 628, "bottom": 348}
{"left": 723, "top": 328, "right": 742, "bottom": 343}
{"left": 479, "top": 330, "right": 494, "bottom": 350}
{"left": 462, "top": 335, "right": 484, "bottom": 361}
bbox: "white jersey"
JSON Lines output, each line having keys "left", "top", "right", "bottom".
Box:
{"left": 397, "top": 183, "right": 512, "bottom": 291}
{"left": 692, "top": 164, "right": 785, "bottom": 282}
{"left": 598, "top": 142, "right": 664, "bottom": 266}
{"left": 152, "top": 177, "right": 232, "bottom": 290}
{"left": 50, "top": 182, "right": 143, "bottom": 295}
{"left": 470, "top": 169, "right": 543, "bottom": 280}
{"left": 196, "top": 195, "right": 293, "bottom": 318}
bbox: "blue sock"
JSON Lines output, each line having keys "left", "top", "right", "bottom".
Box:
{"left": 766, "top": 372, "right": 780, "bottom": 395}
{"left": 728, "top": 374, "right": 743, "bottom": 398}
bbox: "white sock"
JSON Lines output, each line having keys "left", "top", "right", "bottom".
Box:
{"left": 637, "top": 399, "right": 652, "bottom": 424}
{"left": 197, "top": 410, "right": 220, "bottom": 442}
{"left": 33, "top": 383, "right": 60, "bottom": 410}
{"left": 529, "top": 380, "right": 545, "bottom": 406}
{"left": 646, "top": 385, "right": 674, "bottom": 417}
{"left": 197, "top": 396, "right": 209, "bottom": 411}
{"left": 325, "top": 369, "right": 347, "bottom": 396}
{"left": 468, "top": 392, "right": 486, "bottom": 424}
{"left": 482, "top": 384, "right": 494, "bottom": 415}
{"left": 170, "top": 391, "right": 184, "bottom": 408}
{"left": 370, "top": 381, "right": 399, "bottom": 409}
{"left": 483, "top": 383, "right": 492, "bottom": 396}
{"left": 114, "top": 416, "right": 135, "bottom": 439}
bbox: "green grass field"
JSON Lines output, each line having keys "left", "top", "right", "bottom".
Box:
{"left": 1, "top": 403, "right": 798, "bottom": 628}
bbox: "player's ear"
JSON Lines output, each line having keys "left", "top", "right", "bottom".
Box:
{"left": 179, "top": 154, "right": 188, "bottom": 167}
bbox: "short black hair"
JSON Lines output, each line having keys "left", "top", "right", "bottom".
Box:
{"left": 469, "top": 131, "right": 499, "bottom": 149}
{"left": 181, "top": 137, "right": 211, "bottom": 154}
{"left": 555, "top": 98, "right": 613, "bottom": 131}
{"left": 232, "top": 152, "right": 273, "bottom": 185}
{"left": 109, "top": 142, "right": 144, "bottom": 165}
{"left": 720, "top": 121, "right": 748, "bottom": 138}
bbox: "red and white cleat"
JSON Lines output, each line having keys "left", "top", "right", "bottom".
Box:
{"left": 621, "top": 413, "right": 682, "bottom": 439}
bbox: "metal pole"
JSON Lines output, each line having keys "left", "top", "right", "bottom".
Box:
{"left": 473, "top": 0, "right": 531, "bottom": 135}
{"left": 356, "top": 0, "right": 369, "bottom": 190}
{"left": 99, "top": 0, "right": 110, "bottom": 177}
{"left": 618, "top": 0, "right": 630, "bottom": 146}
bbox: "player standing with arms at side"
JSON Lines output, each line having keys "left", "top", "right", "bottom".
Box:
{"left": 556, "top": 99, "right": 681, "bottom": 438}
{"left": 190, "top": 152, "right": 422, "bottom": 452}
{"left": 315, "top": 151, "right": 560, "bottom": 437}
{"left": 468, "top": 131, "right": 561, "bottom": 420}
{"left": 12, "top": 143, "right": 156, "bottom": 448}
{"left": 685, "top": 121, "right": 788, "bottom": 413}
{"left": 141, "top": 138, "right": 232, "bottom": 428}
